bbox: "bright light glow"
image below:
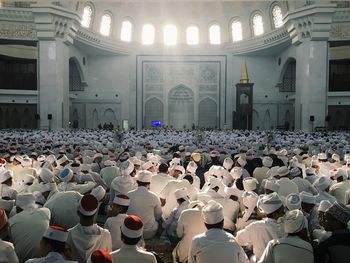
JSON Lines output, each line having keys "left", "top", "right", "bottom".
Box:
{"left": 209, "top": 24, "right": 221, "bottom": 45}
{"left": 81, "top": 5, "right": 93, "bottom": 28}
{"left": 100, "top": 14, "right": 112, "bottom": 36}
{"left": 186, "top": 26, "right": 199, "bottom": 45}
{"left": 231, "top": 21, "right": 243, "bottom": 42}
{"left": 272, "top": 5, "right": 284, "bottom": 28}
{"left": 252, "top": 14, "right": 264, "bottom": 36}
{"left": 164, "top": 24, "right": 177, "bottom": 46}
{"left": 121, "top": 20, "right": 132, "bottom": 42}
{"left": 142, "top": 24, "right": 155, "bottom": 45}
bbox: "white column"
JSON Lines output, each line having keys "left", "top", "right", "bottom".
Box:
{"left": 295, "top": 40, "right": 328, "bottom": 131}
{"left": 38, "top": 39, "right": 70, "bottom": 129}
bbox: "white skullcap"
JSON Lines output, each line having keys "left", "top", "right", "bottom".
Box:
{"left": 23, "top": 174, "right": 35, "bottom": 184}
{"left": 258, "top": 192, "right": 283, "bottom": 215}
{"left": 285, "top": 193, "right": 301, "bottom": 211}
{"left": 290, "top": 167, "right": 301, "bottom": 177}
{"left": 113, "top": 194, "right": 130, "bottom": 206}
{"left": 332, "top": 154, "right": 340, "bottom": 162}
{"left": 280, "top": 209, "right": 307, "bottom": 234}
{"left": 141, "top": 161, "right": 154, "bottom": 171}
{"left": 0, "top": 170, "right": 13, "bottom": 183}
{"left": 93, "top": 153, "right": 103, "bottom": 160}
{"left": 186, "top": 161, "right": 198, "bottom": 174}
{"left": 266, "top": 166, "right": 280, "bottom": 178}
{"left": 111, "top": 176, "right": 135, "bottom": 194}
{"left": 279, "top": 149, "right": 288, "bottom": 156}
{"left": 262, "top": 157, "right": 273, "bottom": 168}
{"left": 318, "top": 153, "right": 327, "bottom": 160}
{"left": 174, "top": 187, "right": 189, "bottom": 201}
{"left": 243, "top": 177, "right": 258, "bottom": 191}
{"left": 335, "top": 169, "right": 347, "bottom": 180}
{"left": 37, "top": 155, "right": 46, "bottom": 162}
{"left": 313, "top": 176, "right": 331, "bottom": 192}
{"left": 21, "top": 158, "right": 32, "bottom": 167}
{"left": 311, "top": 160, "right": 319, "bottom": 167}
{"left": 202, "top": 200, "right": 224, "bottom": 224}
{"left": 223, "top": 158, "right": 234, "bottom": 170}
{"left": 318, "top": 200, "right": 332, "bottom": 212}
{"left": 136, "top": 170, "right": 153, "bottom": 183}
{"left": 224, "top": 186, "right": 243, "bottom": 198}
{"left": 16, "top": 193, "right": 36, "bottom": 210}
{"left": 104, "top": 160, "right": 116, "bottom": 167}
{"left": 237, "top": 156, "right": 247, "bottom": 167}
{"left": 278, "top": 166, "right": 290, "bottom": 177}
{"left": 230, "top": 167, "right": 243, "bottom": 179}
{"left": 174, "top": 165, "right": 185, "bottom": 175}
{"left": 91, "top": 186, "right": 106, "bottom": 202}
{"left": 81, "top": 164, "right": 91, "bottom": 172}
{"left": 242, "top": 191, "right": 258, "bottom": 222}
{"left": 129, "top": 156, "right": 142, "bottom": 166}
{"left": 300, "top": 191, "right": 316, "bottom": 204}
{"left": 326, "top": 201, "right": 350, "bottom": 225}
{"left": 305, "top": 167, "right": 316, "bottom": 175}
{"left": 43, "top": 225, "right": 68, "bottom": 242}
{"left": 56, "top": 155, "right": 69, "bottom": 166}
{"left": 263, "top": 178, "right": 279, "bottom": 192}
{"left": 209, "top": 177, "right": 222, "bottom": 189}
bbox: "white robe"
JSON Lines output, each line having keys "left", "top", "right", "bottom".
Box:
{"left": 0, "top": 239, "right": 19, "bottom": 263}
{"left": 67, "top": 224, "right": 112, "bottom": 263}
{"left": 104, "top": 214, "right": 128, "bottom": 250}
{"left": 188, "top": 228, "right": 248, "bottom": 263}
{"left": 111, "top": 244, "right": 157, "bottom": 263}
{"left": 150, "top": 172, "right": 173, "bottom": 196}
{"left": 25, "top": 251, "right": 73, "bottom": 263}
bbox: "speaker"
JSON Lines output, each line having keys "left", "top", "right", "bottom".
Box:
{"left": 325, "top": 115, "right": 331, "bottom": 122}
{"left": 310, "top": 116, "right": 315, "bottom": 122}
{"left": 34, "top": 114, "right": 40, "bottom": 120}
{"left": 48, "top": 114, "right": 52, "bottom": 120}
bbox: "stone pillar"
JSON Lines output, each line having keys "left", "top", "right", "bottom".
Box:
{"left": 32, "top": 4, "right": 80, "bottom": 129}
{"left": 294, "top": 40, "right": 328, "bottom": 131}
{"left": 38, "top": 39, "right": 70, "bottom": 129}
{"left": 284, "top": 3, "right": 335, "bottom": 131}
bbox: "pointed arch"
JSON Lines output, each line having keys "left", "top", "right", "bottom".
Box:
{"left": 263, "top": 109, "right": 271, "bottom": 130}
{"left": 69, "top": 57, "right": 86, "bottom": 90}
{"left": 103, "top": 108, "right": 116, "bottom": 127}
{"left": 198, "top": 98, "right": 217, "bottom": 128}
{"left": 144, "top": 97, "right": 163, "bottom": 128}
{"left": 252, "top": 109, "right": 260, "bottom": 130}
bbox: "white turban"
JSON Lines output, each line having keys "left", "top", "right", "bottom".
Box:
{"left": 186, "top": 161, "right": 198, "bottom": 175}
{"left": 16, "top": 193, "right": 36, "bottom": 210}
{"left": 300, "top": 191, "right": 316, "bottom": 204}
{"left": 242, "top": 191, "right": 258, "bottom": 222}
{"left": 39, "top": 168, "right": 54, "bottom": 183}
{"left": 243, "top": 177, "right": 258, "bottom": 192}
{"left": 285, "top": 193, "right": 301, "bottom": 211}
{"left": 258, "top": 192, "right": 283, "bottom": 215}
{"left": 230, "top": 167, "right": 243, "bottom": 179}
{"left": 262, "top": 157, "right": 273, "bottom": 168}
{"left": 262, "top": 178, "right": 279, "bottom": 192}
{"left": 280, "top": 209, "right": 307, "bottom": 234}
{"left": 237, "top": 156, "right": 247, "bottom": 167}
{"left": 223, "top": 158, "right": 234, "bottom": 170}
{"left": 313, "top": 176, "right": 331, "bottom": 192}
{"left": 174, "top": 187, "right": 189, "bottom": 201}
{"left": 202, "top": 200, "right": 224, "bottom": 224}
{"left": 318, "top": 200, "right": 332, "bottom": 212}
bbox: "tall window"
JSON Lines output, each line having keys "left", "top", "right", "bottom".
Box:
{"left": 164, "top": 24, "right": 177, "bottom": 46}
{"left": 231, "top": 20, "right": 243, "bottom": 42}
{"left": 100, "top": 13, "right": 112, "bottom": 36}
{"left": 81, "top": 5, "right": 93, "bottom": 28}
{"left": 281, "top": 60, "right": 296, "bottom": 92}
{"left": 142, "top": 24, "right": 155, "bottom": 45}
{"left": 272, "top": 5, "right": 284, "bottom": 28}
{"left": 120, "top": 20, "right": 132, "bottom": 42}
{"left": 209, "top": 24, "right": 221, "bottom": 45}
{"left": 186, "top": 26, "right": 199, "bottom": 45}
{"left": 252, "top": 13, "right": 264, "bottom": 36}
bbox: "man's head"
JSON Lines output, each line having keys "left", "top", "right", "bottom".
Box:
{"left": 258, "top": 192, "right": 285, "bottom": 220}
{"left": 202, "top": 200, "right": 224, "bottom": 230}
{"left": 109, "top": 194, "right": 130, "bottom": 216}
{"left": 0, "top": 209, "right": 8, "bottom": 239}
{"left": 121, "top": 215, "right": 143, "bottom": 245}
{"left": 135, "top": 170, "right": 152, "bottom": 189}
{"left": 300, "top": 191, "right": 316, "bottom": 213}
{"left": 0, "top": 170, "right": 13, "bottom": 187}
{"left": 40, "top": 225, "right": 68, "bottom": 257}
{"left": 158, "top": 163, "right": 169, "bottom": 174}
{"left": 323, "top": 201, "right": 350, "bottom": 231}
{"left": 280, "top": 209, "right": 308, "bottom": 240}
{"left": 77, "top": 194, "right": 99, "bottom": 226}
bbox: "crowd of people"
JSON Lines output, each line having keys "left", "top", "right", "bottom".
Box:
{"left": 0, "top": 128, "right": 350, "bottom": 263}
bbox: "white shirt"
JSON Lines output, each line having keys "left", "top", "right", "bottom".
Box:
{"left": 292, "top": 177, "right": 318, "bottom": 195}
{"left": 173, "top": 207, "right": 206, "bottom": 263}
{"left": 0, "top": 239, "right": 19, "bottom": 263}
{"left": 67, "top": 224, "right": 112, "bottom": 263}
{"left": 253, "top": 167, "right": 270, "bottom": 185}
{"left": 25, "top": 252, "right": 73, "bottom": 263}
{"left": 9, "top": 208, "right": 51, "bottom": 263}
{"left": 150, "top": 172, "right": 173, "bottom": 196}
{"left": 277, "top": 177, "right": 299, "bottom": 197}
{"left": 159, "top": 180, "right": 198, "bottom": 219}
{"left": 258, "top": 236, "right": 313, "bottom": 263}
{"left": 0, "top": 184, "right": 17, "bottom": 200}
{"left": 188, "top": 228, "right": 248, "bottom": 263}
{"left": 111, "top": 244, "right": 157, "bottom": 263}
{"left": 236, "top": 218, "right": 284, "bottom": 260}
{"left": 216, "top": 198, "right": 240, "bottom": 231}
{"left": 104, "top": 213, "right": 128, "bottom": 250}
{"left": 57, "top": 182, "right": 95, "bottom": 194}
{"left": 127, "top": 186, "right": 162, "bottom": 232}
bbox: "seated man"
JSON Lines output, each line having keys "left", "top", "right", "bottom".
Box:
{"left": 188, "top": 200, "right": 248, "bottom": 263}
{"left": 111, "top": 215, "right": 157, "bottom": 263}
{"left": 67, "top": 194, "right": 112, "bottom": 263}
{"left": 25, "top": 225, "right": 70, "bottom": 263}
{"left": 0, "top": 208, "right": 18, "bottom": 263}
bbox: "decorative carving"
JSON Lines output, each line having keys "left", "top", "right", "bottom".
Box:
{"left": 167, "top": 65, "right": 194, "bottom": 78}
{"left": 0, "top": 22, "right": 36, "bottom": 40}
{"left": 199, "top": 64, "right": 218, "bottom": 83}
{"left": 144, "top": 84, "right": 163, "bottom": 92}
{"left": 0, "top": 8, "right": 33, "bottom": 22}
{"left": 330, "top": 24, "right": 350, "bottom": 39}
{"left": 199, "top": 85, "right": 217, "bottom": 93}
{"left": 144, "top": 64, "right": 163, "bottom": 82}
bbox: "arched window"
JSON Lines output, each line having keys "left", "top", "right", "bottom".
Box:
{"left": 272, "top": 5, "right": 284, "bottom": 28}
{"left": 252, "top": 13, "right": 264, "bottom": 36}
{"left": 164, "top": 24, "right": 177, "bottom": 46}
{"left": 100, "top": 13, "right": 112, "bottom": 36}
{"left": 231, "top": 20, "right": 243, "bottom": 42}
{"left": 186, "top": 26, "right": 199, "bottom": 45}
{"left": 120, "top": 20, "right": 133, "bottom": 42}
{"left": 81, "top": 5, "right": 93, "bottom": 28}
{"left": 142, "top": 24, "right": 155, "bottom": 45}
{"left": 209, "top": 24, "right": 221, "bottom": 45}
